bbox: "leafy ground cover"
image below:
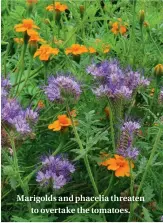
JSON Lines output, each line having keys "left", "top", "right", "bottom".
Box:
{"left": 1, "top": 0, "right": 163, "bottom": 222}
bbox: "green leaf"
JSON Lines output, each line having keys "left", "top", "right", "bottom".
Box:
{"left": 143, "top": 185, "right": 155, "bottom": 202}
{"left": 142, "top": 206, "right": 153, "bottom": 222}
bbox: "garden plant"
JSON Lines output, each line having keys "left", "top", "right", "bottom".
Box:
{"left": 1, "top": 0, "right": 163, "bottom": 222}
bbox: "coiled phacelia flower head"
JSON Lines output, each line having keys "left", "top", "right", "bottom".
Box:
{"left": 36, "top": 154, "right": 75, "bottom": 189}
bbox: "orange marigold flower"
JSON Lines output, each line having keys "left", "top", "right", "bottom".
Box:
{"left": 14, "top": 19, "right": 39, "bottom": 35}
{"left": 54, "top": 37, "right": 63, "bottom": 45}
{"left": 69, "top": 110, "right": 77, "bottom": 117}
{"left": 28, "top": 30, "right": 46, "bottom": 44}
{"left": 111, "top": 19, "right": 127, "bottom": 35}
{"left": 46, "top": 2, "right": 68, "bottom": 12}
{"left": 103, "top": 44, "right": 110, "bottom": 53}
{"left": 34, "top": 44, "right": 59, "bottom": 61}
{"left": 37, "top": 100, "right": 45, "bottom": 109}
{"left": 65, "top": 44, "right": 88, "bottom": 55}
{"left": 14, "top": 38, "right": 24, "bottom": 44}
{"left": 101, "top": 154, "right": 134, "bottom": 177}
{"left": 48, "top": 115, "right": 72, "bottom": 131}
{"left": 88, "top": 47, "right": 96, "bottom": 54}
{"left": 120, "top": 25, "right": 127, "bottom": 35}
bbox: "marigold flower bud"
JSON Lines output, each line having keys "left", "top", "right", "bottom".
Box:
{"left": 104, "top": 107, "right": 110, "bottom": 117}
{"left": 144, "top": 21, "right": 150, "bottom": 33}
{"left": 139, "top": 10, "right": 145, "bottom": 25}
{"left": 55, "top": 11, "right": 61, "bottom": 25}
{"left": 44, "top": 18, "right": 51, "bottom": 25}
{"left": 154, "top": 64, "right": 163, "bottom": 76}
{"left": 79, "top": 5, "right": 84, "bottom": 18}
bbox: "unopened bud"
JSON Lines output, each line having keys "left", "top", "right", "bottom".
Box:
{"left": 79, "top": 5, "right": 84, "bottom": 18}
{"left": 44, "top": 18, "right": 51, "bottom": 25}
{"left": 139, "top": 10, "right": 145, "bottom": 25}
{"left": 144, "top": 21, "right": 150, "bottom": 33}
{"left": 154, "top": 64, "right": 163, "bottom": 76}
{"left": 55, "top": 11, "right": 61, "bottom": 25}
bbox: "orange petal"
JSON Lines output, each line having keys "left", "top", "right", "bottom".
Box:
{"left": 33, "top": 50, "right": 41, "bottom": 58}
{"left": 15, "top": 27, "right": 27, "bottom": 32}
{"left": 120, "top": 26, "right": 127, "bottom": 34}
{"left": 52, "top": 120, "right": 61, "bottom": 131}
{"left": 107, "top": 163, "right": 119, "bottom": 171}
{"left": 48, "top": 123, "right": 55, "bottom": 129}
{"left": 115, "top": 168, "right": 126, "bottom": 177}
{"left": 32, "top": 25, "right": 40, "bottom": 29}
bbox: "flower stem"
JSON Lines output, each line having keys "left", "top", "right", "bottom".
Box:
{"left": 136, "top": 127, "right": 162, "bottom": 198}
{"left": 13, "top": 65, "right": 44, "bottom": 87}
{"left": 16, "top": 56, "right": 33, "bottom": 97}
{"left": 107, "top": 98, "right": 116, "bottom": 152}
{"left": 9, "top": 135, "right": 31, "bottom": 212}
{"left": 66, "top": 102, "right": 106, "bottom": 221}
{"left": 15, "top": 43, "right": 28, "bottom": 95}
{"left": 128, "top": 161, "right": 134, "bottom": 222}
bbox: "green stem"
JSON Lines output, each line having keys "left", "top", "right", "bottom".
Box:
{"left": 148, "top": 31, "right": 163, "bottom": 58}
{"left": 9, "top": 135, "right": 31, "bottom": 212}
{"left": 88, "top": 173, "right": 114, "bottom": 209}
{"left": 67, "top": 104, "right": 99, "bottom": 196}
{"left": 2, "top": 142, "right": 63, "bottom": 200}
{"left": 13, "top": 65, "right": 44, "bottom": 87}
{"left": 15, "top": 43, "right": 28, "bottom": 95}
{"left": 127, "top": 0, "right": 136, "bottom": 61}
{"left": 2, "top": 41, "right": 10, "bottom": 77}
{"left": 142, "top": 80, "right": 158, "bottom": 125}
{"left": 126, "top": 89, "right": 138, "bottom": 118}
{"left": 128, "top": 161, "right": 134, "bottom": 222}
{"left": 140, "top": 25, "right": 145, "bottom": 65}
{"left": 136, "top": 128, "right": 162, "bottom": 198}
{"left": 107, "top": 98, "right": 116, "bottom": 152}
{"left": 16, "top": 56, "right": 33, "bottom": 97}
{"left": 66, "top": 102, "right": 106, "bottom": 221}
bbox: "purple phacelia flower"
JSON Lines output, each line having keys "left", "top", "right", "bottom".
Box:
{"left": 86, "top": 59, "right": 150, "bottom": 100}
{"left": 93, "top": 85, "right": 110, "bottom": 97}
{"left": 9, "top": 114, "right": 31, "bottom": 134}
{"left": 25, "top": 108, "right": 38, "bottom": 123}
{"left": 116, "top": 121, "right": 140, "bottom": 160}
{"left": 122, "top": 121, "right": 140, "bottom": 133}
{"left": 2, "top": 99, "right": 21, "bottom": 122}
{"left": 115, "top": 86, "right": 132, "bottom": 99}
{"left": 44, "top": 75, "right": 81, "bottom": 102}
{"left": 117, "top": 147, "right": 139, "bottom": 160}
{"left": 160, "top": 216, "right": 163, "bottom": 221}
{"left": 52, "top": 174, "right": 67, "bottom": 189}
{"left": 1, "top": 77, "right": 11, "bottom": 97}
{"left": 159, "top": 89, "right": 163, "bottom": 104}
{"left": 36, "top": 154, "right": 75, "bottom": 190}
{"left": 1, "top": 78, "right": 39, "bottom": 135}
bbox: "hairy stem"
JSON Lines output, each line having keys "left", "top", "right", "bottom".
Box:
{"left": 136, "top": 128, "right": 162, "bottom": 198}
{"left": 107, "top": 98, "right": 116, "bottom": 152}
{"left": 9, "top": 135, "right": 31, "bottom": 212}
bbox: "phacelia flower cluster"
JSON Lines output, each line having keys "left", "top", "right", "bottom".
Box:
{"left": 159, "top": 89, "right": 163, "bottom": 104}
{"left": 86, "top": 60, "right": 150, "bottom": 100}
{"left": 44, "top": 75, "right": 81, "bottom": 102}
{"left": 1, "top": 77, "right": 38, "bottom": 135}
{"left": 117, "top": 121, "right": 140, "bottom": 160}
{"left": 1, "top": 77, "right": 11, "bottom": 98}
{"left": 36, "top": 154, "right": 75, "bottom": 189}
